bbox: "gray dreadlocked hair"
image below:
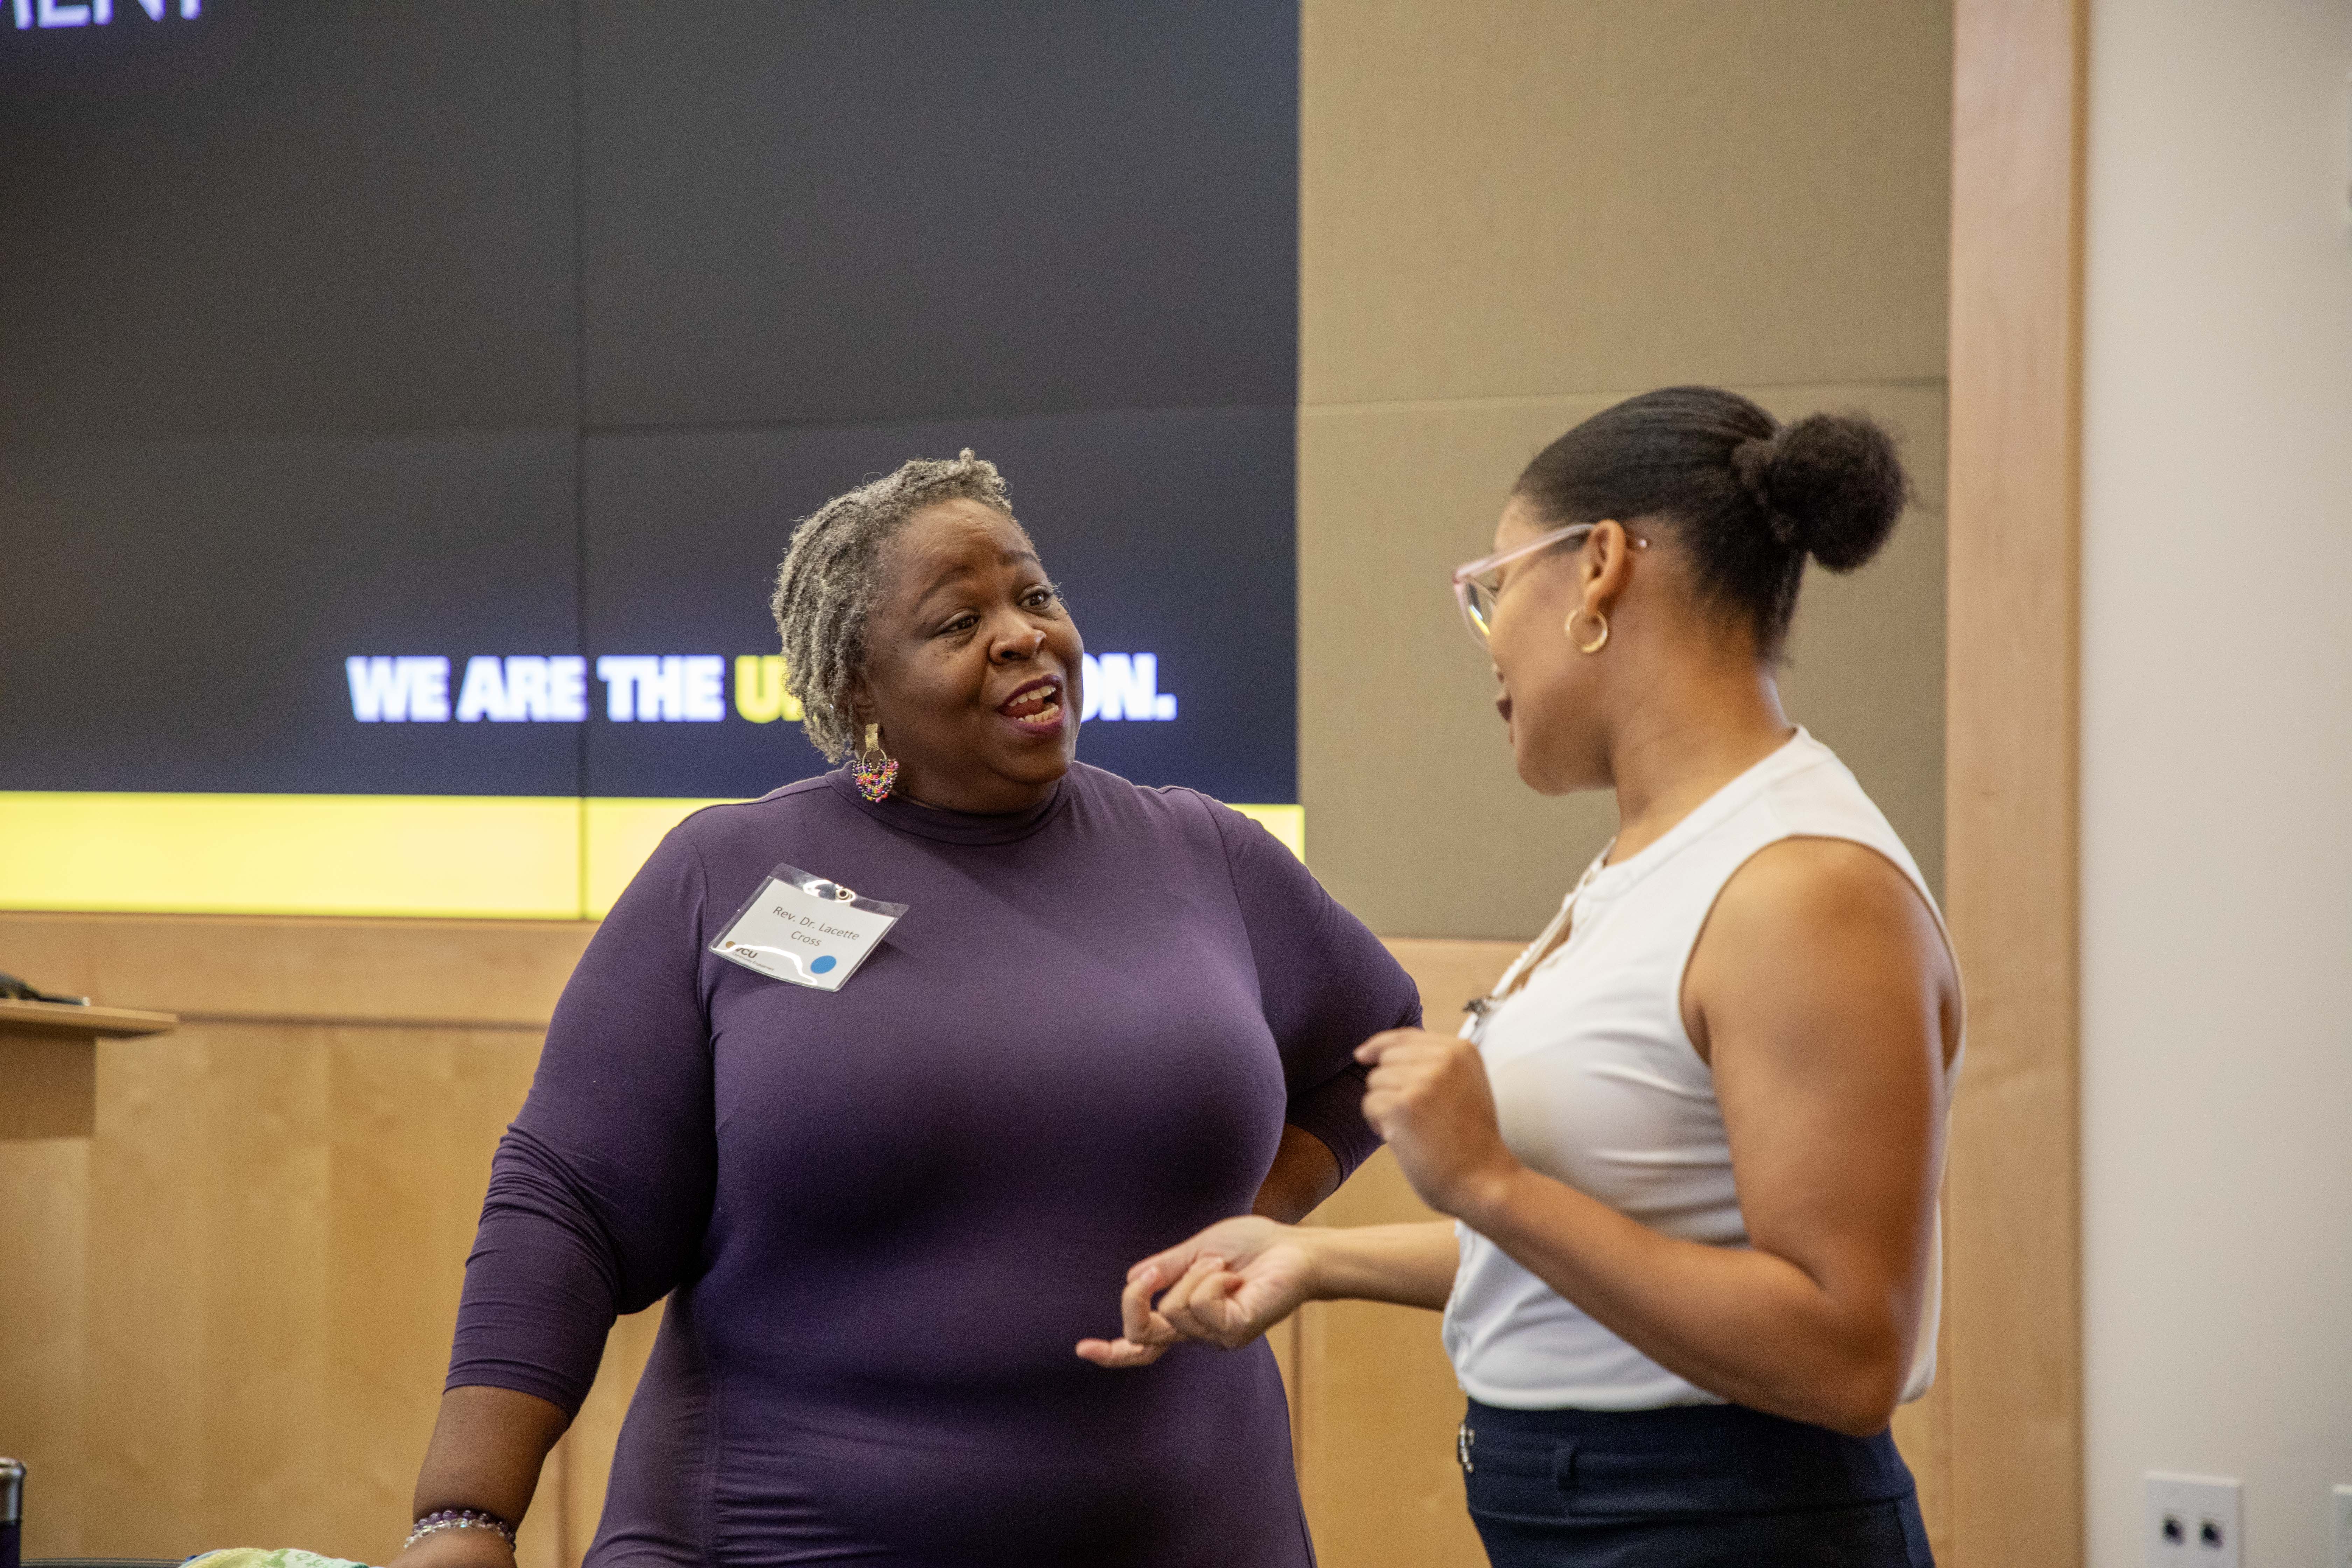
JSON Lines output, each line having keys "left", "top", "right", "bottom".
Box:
{"left": 769, "top": 449, "right": 1018, "bottom": 762}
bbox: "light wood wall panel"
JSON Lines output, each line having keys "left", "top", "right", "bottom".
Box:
{"left": 0, "top": 913, "right": 596, "bottom": 1564}
{"left": 1301, "top": 382, "right": 1947, "bottom": 939}
{"left": 62, "top": 1022, "right": 554, "bottom": 1565}
{"left": 0, "top": 1135, "right": 89, "bottom": 1550}
{"left": 1945, "top": 0, "right": 2086, "bottom": 1562}
{"left": 0, "top": 912, "right": 594, "bottom": 1556}
{"left": 1296, "top": 1158, "right": 1483, "bottom": 1567}
{"left": 1302, "top": 0, "right": 1951, "bottom": 408}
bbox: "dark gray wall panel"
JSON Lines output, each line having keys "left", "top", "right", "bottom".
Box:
{"left": 580, "top": 0, "right": 1299, "bottom": 428}
{"left": 0, "top": 2, "right": 577, "bottom": 443}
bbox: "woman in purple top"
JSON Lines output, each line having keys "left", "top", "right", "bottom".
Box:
{"left": 394, "top": 451, "right": 1420, "bottom": 1568}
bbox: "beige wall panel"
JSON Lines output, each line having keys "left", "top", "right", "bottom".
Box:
{"left": 1365, "top": 938, "right": 1528, "bottom": 1042}
{"left": 1301, "top": 0, "right": 1952, "bottom": 407}
{"left": 1776, "top": 422, "right": 1949, "bottom": 898}
{"left": 1300, "top": 391, "right": 1620, "bottom": 939}
{"left": 0, "top": 912, "right": 592, "bottom": 1026}
{"left": 1302, "top": 384, "right": 1946, "bottom": 938}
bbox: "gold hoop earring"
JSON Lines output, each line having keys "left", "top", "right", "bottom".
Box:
{"left": 1566, "top": 607, "right": 1610, "bottom": 654}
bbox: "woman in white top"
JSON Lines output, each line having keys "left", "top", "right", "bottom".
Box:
{"left": 1079, "top": 386, "right": 1962, "bottom": 1567}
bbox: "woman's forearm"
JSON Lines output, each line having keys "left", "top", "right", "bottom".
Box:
{"left": 1458, "top": 1167, "right": 1907, "bottom": 1434}
{"left": 1252, "top": 1124, "right": 1344, "bottom": 1224}
{"left": 1302, "top": 1221, "right": 1458, "bottom": 1310}
{"left": 410, "top": 1385, "right": 571, "bottom": 1535}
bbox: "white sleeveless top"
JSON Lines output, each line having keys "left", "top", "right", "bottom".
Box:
{"left": 1440, "top": 729, "right": 1962, "bottom": 1411}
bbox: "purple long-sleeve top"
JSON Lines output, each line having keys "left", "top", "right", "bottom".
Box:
{"left": 447, "top": 762, "right": 1421, "bottom": 1567}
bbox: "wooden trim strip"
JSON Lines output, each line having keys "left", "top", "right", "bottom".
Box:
{"left": 1945, "top": 0, "right": 2086, "bottom": 1563}
{"left": 169, "top": 1012, "right": 553, "bottom": 1034}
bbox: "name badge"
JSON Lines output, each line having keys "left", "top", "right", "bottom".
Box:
{"left": 710, "top": 863, "right": 906, "bottom": 992}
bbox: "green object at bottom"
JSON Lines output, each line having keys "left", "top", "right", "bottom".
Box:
{"left": 187, "top": 1549, "right": 371, "bottom": 1568}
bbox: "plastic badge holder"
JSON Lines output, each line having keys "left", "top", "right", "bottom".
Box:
{"left": 709, "top": 863, "right": 907, "bottom": 992}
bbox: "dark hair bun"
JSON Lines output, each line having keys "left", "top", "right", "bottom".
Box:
{"left": 1729, "top": 412, "right": 1909, "bottom": 573}
{"left": 1516, "top": 386, "right": 1912, "bottom": 659}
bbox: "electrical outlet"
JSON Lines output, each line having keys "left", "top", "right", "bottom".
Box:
{"left": 2144, "top": 1473, "right": 2241, "bottom": 1568}
{"left": 2329, "top": 1483, "right": 2352, "bottom": 1568}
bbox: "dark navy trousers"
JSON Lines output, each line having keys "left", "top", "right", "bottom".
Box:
{"left": 1457, "top": 1400, "right": 1935, "bottom": 1568}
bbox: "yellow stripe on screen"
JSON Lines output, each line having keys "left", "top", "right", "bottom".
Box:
{"left": 1, "top": 793, "right": 1306, "bottom": 920}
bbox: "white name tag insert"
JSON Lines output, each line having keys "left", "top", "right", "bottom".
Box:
{"left": 710, "top": 863, "right": 906, "bottom": 992}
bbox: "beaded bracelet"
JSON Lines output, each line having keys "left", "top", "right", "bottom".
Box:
{"left": 405, "top": 1508, "right": 518, "bottom": 1553}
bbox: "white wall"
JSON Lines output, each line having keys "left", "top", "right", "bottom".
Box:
{"left": 2081, "top": 4, "right": 2352, "bottom": 1566}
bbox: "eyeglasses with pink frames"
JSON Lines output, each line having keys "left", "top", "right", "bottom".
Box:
{"left": 1450, "top": 521, "right": 1647, "bottom": 646}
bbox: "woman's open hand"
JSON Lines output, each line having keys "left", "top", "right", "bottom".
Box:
{"left": 1356, "top": 1028, "right": 1524, "bottom": 1223}
{"left": 1075, "top": 1214, "right": 1318, "bottom": 1368}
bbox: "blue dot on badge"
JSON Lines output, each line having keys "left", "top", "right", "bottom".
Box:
{"left": 811, "top": 955, "right": 838, "bottom": 975}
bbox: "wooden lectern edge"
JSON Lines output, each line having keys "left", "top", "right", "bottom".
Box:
{"left": 0, "top": 998, "right": 180, "bottom": 1037}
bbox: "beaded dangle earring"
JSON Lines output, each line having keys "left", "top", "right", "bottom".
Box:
{"left": 852, "top": 722, "right": 899, "bottom": 803}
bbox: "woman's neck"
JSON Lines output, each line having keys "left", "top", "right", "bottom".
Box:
{"left": 887, "top": 762, "right": 1060, "bottom": 816}
{"left": 1603, "top": 655, "right": 1794, "bottom": 865}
